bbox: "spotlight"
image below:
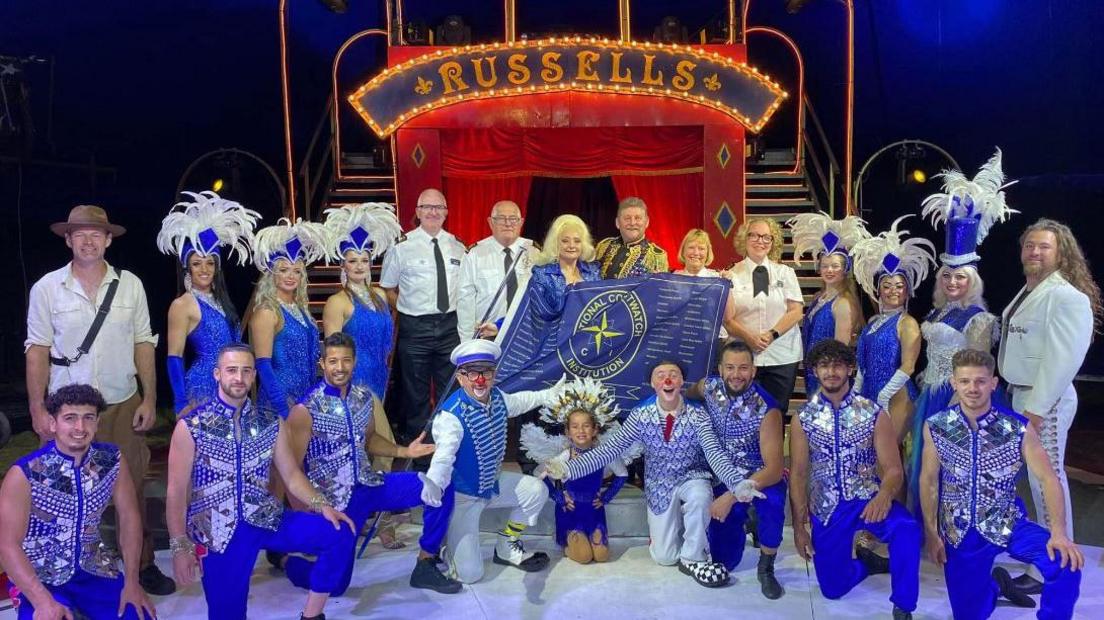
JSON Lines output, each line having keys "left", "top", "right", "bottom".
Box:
{"left": 785, "top": 0, "right": 816, "bottom": 14}
{"left": 911, "top": 169, "right": 927, "bottom": 184}
{"left": 894, "top": 143, "right": 927, "bottom": 185}
{"left": 403, "top": 19, "right": 429, "bottom": 45}
{"left": 212, "top": 178, "right": 225, "bottom": 192}
{"left": 436, "top": 15, "right": 471, "bottom": 46}
{"left": 654, "top": 16, "right": 688, "bottom": 44}
{"left": 317, "top": 0, "right": 348, "bottom": 14}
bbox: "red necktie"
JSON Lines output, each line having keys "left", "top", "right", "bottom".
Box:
{"left": 663, "top": 413, "right": 675, "bottom": 442}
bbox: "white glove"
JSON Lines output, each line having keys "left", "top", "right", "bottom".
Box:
{"left": 732, "top": 479, "right": 766, "bottom": 503}
{"left": 543, "top": 455, "right": 569, "bottom": 481}
{"left": 543, "top": 373, "right": 568, "bottom": 406}
{"left": 418, "top": 473, "right": 443, "bottom": 508}
{"left": 877, "top": 369, "right": 910, "bottom": 409}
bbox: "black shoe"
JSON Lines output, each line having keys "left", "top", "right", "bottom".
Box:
{"left": 1011, "top": 572, "right": 1044, "bottom": 595}
{"left": 266, "top": 551, "right": 288, "bottom": 571}
{"left": 678, "top": 559, "right": 730, "bottom": 588}
{"left": 892, "top": 606, "right": 912, "bottom": 620}
{"left": 756, "top": 553, "right": 784, "bottom": 599}
{"left": 492, "top": 549, "right": 551, "bottom": 572}
{"left": 856, "top": 545, "right": 890, "bottom": 575}
{"left": 139, "top": 564, "right": 176, "bottom": 596}
{"left": 410, "top": 557, "right": 462, "bottom": 594}
{"left": 746, "top": 510, "right": 761, "bottom": 548}
{"left": 993, "top": 567, "right": 1037, "bottom": 608}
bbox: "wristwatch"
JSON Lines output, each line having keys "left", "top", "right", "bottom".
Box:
{"left": 769, "top": 329, "right": 780, "bottom": 340}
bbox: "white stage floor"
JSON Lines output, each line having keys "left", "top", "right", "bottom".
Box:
{"left": 4, "top": 525, "right": 1101, "bottom": 619}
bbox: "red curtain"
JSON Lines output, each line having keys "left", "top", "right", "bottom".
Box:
{"left": 611, "top": 173, "right": 703, "bottom": 267}
{"left": 442, "top": 175, "right": 532, "bottom": 245}
{"left": 440, "top": 127, "right": 702, "bottom": 178}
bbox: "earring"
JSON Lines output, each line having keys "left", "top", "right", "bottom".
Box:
{"left": 184, "top": 272, "right": 193, "bottom": 291}
{"left": 340, "top": 270, "right": 348, "bottom": 286}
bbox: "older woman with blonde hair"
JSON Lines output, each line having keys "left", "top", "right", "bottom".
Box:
{"left": 725, "top": 217, "right": 804, "bottom": 413}
{"left": 527, "top": 214, "right": 602, "bottom": 320}
{"left": 675, "top": 228, "right": 736, "bottom": 340}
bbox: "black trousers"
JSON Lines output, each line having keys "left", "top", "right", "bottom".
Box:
{"left": 395, "top": 311, "right": 459, "bottom": 441}
{"left": 756, "top": 362, "right": 799, "bottom": 415}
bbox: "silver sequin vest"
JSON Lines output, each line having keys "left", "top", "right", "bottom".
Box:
{"left": 798, "top": 392, "right": 882, "bottom": 523}
{"left": 302, "top": 382, "right": 382, "bottom": 511}
{"left": 928, "top": 405, "right": 1026, "bottom": 547}
{"left": 185, "top": 398, "right": 283, "bottom": 553}
{"left": 18, "top": 442, "right": 121, "bottom": 585}
{"left": 702, "top": 378, "right": 772, "bottom": 479}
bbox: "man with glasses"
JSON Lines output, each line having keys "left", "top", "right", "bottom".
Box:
{"left": 380, "top": 188, "right": 468, "bottom": 444}
{"left": 455, "top": 200, "right": 537, "bottom": 342}
{"left": 595, "top": 196, "right": 669, "bottom": 279}
{"left": 423, "top": 339, "right": 562, "bottom": 583}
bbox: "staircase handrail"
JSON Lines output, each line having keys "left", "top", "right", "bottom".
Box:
{"left": 298, "top": 95, "right": 336, "bottom": 221}
{"left": 802, "top": 93, "right": 843, "bottom": 217}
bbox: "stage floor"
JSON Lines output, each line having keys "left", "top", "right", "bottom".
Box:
{"left": 6, "top": 525, "right": 1099, "bottom": 620}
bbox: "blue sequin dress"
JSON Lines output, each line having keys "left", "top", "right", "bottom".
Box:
{"left": 528, "top": 261, "right": 601, "bottom": 321}
{"left": 543, "top": 447, "right": 628, "bottom": 547}
{"left": 260, "top": 305, "right": 320, "bottom": 412}
{"left": 185, "top": 297, "right": 238, "bottom": 404}
{"left": 802, "top": 294, "right": 838, "bottom": 397}
{"left": 856, "top": 310, "right": 918, "bottom": 403}
{"left": 343, "top": 293, "right": 393, "bottom": 398}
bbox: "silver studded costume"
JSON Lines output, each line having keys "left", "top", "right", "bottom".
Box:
{"left": 300, "top": 381, "right": 382, "bottom": 511}
{"left": 183, "top": 396, "right": 283, "bottom": 553}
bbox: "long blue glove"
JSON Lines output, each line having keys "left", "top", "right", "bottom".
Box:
{"left": 599, "top": 475, "right": 628, "bottom": 506}
{"left": 167, "top": 355, "right": 188, "bottom": 414}
{"left": 256, "top": 357, "right": 290, "bottom": 418}
{"left": 543, "top": 476, "right": 566, "bottom": 507}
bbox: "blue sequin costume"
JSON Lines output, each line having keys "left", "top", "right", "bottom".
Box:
{"left": 185, "top": 297, "right": 238, "bottom": 403}
{"left": 544, "top": 447, "right": 628, "bottom": 548}
{"left": 260, "top": 305, "right": 320, "bottom": 413}
{"left": 528, "top": 261, "right": 601, "bottom": 321}
{"left": 802, "top": 295, "right": 838, "bottom": 396}
{"left": 344, "top": 293, "right": 393, "bottom": 398}
{"left": 927, "top": 404, "right": 1081, "bottom": 619}
{"left": 856, "top": 311, "right": 918, "bottom": 402}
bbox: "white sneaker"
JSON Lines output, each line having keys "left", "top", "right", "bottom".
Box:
{"left": 492, "top": 534, "right": 549, "bottom": 572}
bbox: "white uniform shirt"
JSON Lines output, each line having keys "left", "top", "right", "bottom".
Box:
{"left": 455, "top": 236, "right": 537, "bottom": 341}
{"left": 728, "top": 257, "right": 803, "bottom": 366}
{"left": 676, "top": 267, "right": 731, "bottom": 338}
{"left": 379, "top": 227, "right": 467, "bottom": 316}
{"left": 25, "top": 262, "right": 159, "bottom": 404}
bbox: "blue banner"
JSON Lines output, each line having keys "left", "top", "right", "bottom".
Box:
{"left": 496, "top": 273, "right": 730, "bottom": 410}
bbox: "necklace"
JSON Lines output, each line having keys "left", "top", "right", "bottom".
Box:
{"left": 347, "top": 282, "right": 376, "bottom": 310}
{"left": 279, "top": 299, "right": 307, "bottom": 325}
{"left": 192, "top": 289, "right": 225, "bottom": 317}
{"left": 869, "top": 307, "right": 904, "bottom": 331}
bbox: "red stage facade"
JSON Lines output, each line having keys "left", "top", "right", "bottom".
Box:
{"left": 350, "top": 41, "right": 786, "bottom": 268}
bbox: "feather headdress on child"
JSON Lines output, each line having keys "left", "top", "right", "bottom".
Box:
{"left": 322, "top": 202, "right": 403, "bottom": 262}
{"left": 786, "top": 211, "right": 871, "bottom": 270}
{"left": 156, "top": 191, "right": 260, "bottom": 266}
{"left": 251, "top": 217, "right": 329, "bottom": 272}
{"left": 519, "top": 377, "right": 639, "bottom": 465}
{"left": 851, "top": 215, "right": 938, "bottom": 302}
{"left": 920, "top": 148, "right": 1018, "bottom": 267}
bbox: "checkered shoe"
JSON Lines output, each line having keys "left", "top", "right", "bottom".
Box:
{"left": 678, "top": 559, "right": 730, "bottom": 588}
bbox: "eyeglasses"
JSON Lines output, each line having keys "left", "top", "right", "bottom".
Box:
{"left": 458, "top": 367, "right": 496, "bottom": 380}
{"left": 491, "top": 216, "right": 522, "bottom": 225}
{"left": 748, "top": 234, "right": 774, "bottom": 243}
{"left": 417, "top": 204, "right": 448, "bottom": 212}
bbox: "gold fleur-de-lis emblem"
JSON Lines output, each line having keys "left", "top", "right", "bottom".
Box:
{"left": 704, "top": 74, "right": 721, "bottom": 91}
{"left": 414, "top": 76, "right": 434, "bottom": 95}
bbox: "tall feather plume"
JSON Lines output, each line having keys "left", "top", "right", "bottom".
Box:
{"left": 786, "top": 211, "right": 871, "bottom": 265}
{"left": 321, "top": 202, "right": 403, "bottom": 262}
{"left": 519, "top": 424, "right": 569, "bottom": 465}
{"left": 251, "top": 217, "right": 330, "bottom": 272}
{"left": 156, "top": 191, "right": 261, "bottom": 265}
{"left": 851, "top": 215, "right": 938, "bottom": 301}
{"left": 538, "top": 376, "right": 621, "bottom": 428}
{"left": 920, "top": 148, "right": 1019, "bottom": 244}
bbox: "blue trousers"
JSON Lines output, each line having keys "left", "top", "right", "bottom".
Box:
{"left": 708, "top": 480, "right": 787, "bottom": 571}
{"left": 286, "top": 471, "right": 455, "bottom": 596}
{"left": 811, "top": 498, "right": 921, "bottom": 612}
{"left": 17, "top": 568, "right": 151, "bottom": 620}
{"left": 201, "top": 512, "right": 354, "bottom": 620}
{"left": 945, "top": 521, "right": 1081, "bottom": 620}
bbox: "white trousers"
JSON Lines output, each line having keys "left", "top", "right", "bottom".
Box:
{"left": 1010, "top": 383, "right": 1076, "bottom": 538}
{"left": 646, "top": 478, "right": 713, "bottom": 565}
{"left": 444, "top": 471, "right": 549, "bottom": 584}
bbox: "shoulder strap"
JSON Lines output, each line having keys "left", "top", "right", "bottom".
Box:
{"left": 50, "top": 278, "right": 120, "bottom": 366}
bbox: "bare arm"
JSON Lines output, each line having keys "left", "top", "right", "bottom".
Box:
{"left": 897, "top": 314, "right": 921, "bottom": 375}
{"left": 919, "top": 424, "right": 946, "bottom": 563}
{"left": 133, "top": 342, "right": 157, "bottom": 431}
{"left": 285, "top": 405, "right": 313, "bottom": 511}
{"left": 771, "top": 299, "right": 805, "bottom": 336}
{"left": 166, "top": 295, "right": 199, "bottom": 357}
{"left": 832, "top": 296, "right": 854, "bottom": 345}
{"left": 0, "top": 467, "right": 61, "bottom": 613}
{"left": 685, "top": 378, "right": 707, "bottom": 401}
{"left": 750, "top": 409, "right": 784, "bottom": 488}
{"left": 113, "top": 456, "right": 143, "bottom": 581}
{"left": 788, "top": 415, "right": 814, "bottom": 559}
{"left": 249, "top": 307, "right": 279, "bottom": 359}
{"left": 383, "top": 287, "right": 398, "bottom": 311}
{"left": 165, "top": 420, "right": 195, "bottom": 542}
{"left": 321, "top": 293, "right": 350, "bottom": 338}
{"left": 25, "top": 345, "right": 52, "bottom": 440}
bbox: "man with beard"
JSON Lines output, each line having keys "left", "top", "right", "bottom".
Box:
{"left": 166, "top": 344, "right": 356, "bottom": 620}
{"left": 997, "top": 218, "right": 1099, "bottom": 595}
{"left": 687, "top": 340, "right": 786, "bottom": 599}
{"left": 0, "top": 384, "right": 157, "bottom": 619}
{"left": 281, "top": 332, "right": 461, "bottom": 595}
{"left": 789, "top": 339, "right": 921, "bottom": 620}
{"left": 920, "top": 349, "right": 1082, "bottom": 619}
{"left": 546, "top": 360, "right": 753, "bottom": 588}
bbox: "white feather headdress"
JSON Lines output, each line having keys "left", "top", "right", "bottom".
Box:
{"left": 786, "top": 211, "right": 871, "bottom": 268}
{"left": 518, "top": 376, "right": 629, "bottom": 465}
{"left": 851, "top": 215, "right": 938, "bottom": 301}
{"left": 322, "top": 202, "right": 403, "bottom": 262}
{"left": 156, "top": 191, "right": 261, "bottom": 265}
{"left": 251, "top": 217, "right": 329, "bottom": 272}
{"left": 920, "top": 148, "right": 1018, "bottom": 267}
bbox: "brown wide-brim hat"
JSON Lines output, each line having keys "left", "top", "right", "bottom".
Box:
{"left": 50, "top": 205, "right": 126, "bottom": 237}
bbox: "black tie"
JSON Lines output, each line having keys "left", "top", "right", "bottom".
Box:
{"left": 433, "top": 238, "right": 449, "bottom": 313}
{"left": 753, "top": 265, "right": 769, "bottom": 297}
{"left": 504, "top": 247, "right": 518, "bottom": 307}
